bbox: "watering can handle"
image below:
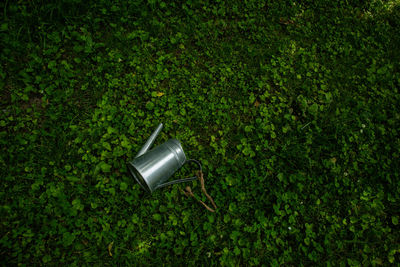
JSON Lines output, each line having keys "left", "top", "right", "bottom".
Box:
{"left": 155, "top": 159, "right": 202, "bottom": 190}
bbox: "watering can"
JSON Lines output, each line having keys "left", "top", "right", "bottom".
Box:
{"left": 127, "top": 123, "right": 201, "bottom": 193}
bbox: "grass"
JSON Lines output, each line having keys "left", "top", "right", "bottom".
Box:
{"left": 1, "top": 0, "right": 400, "bottom": 265}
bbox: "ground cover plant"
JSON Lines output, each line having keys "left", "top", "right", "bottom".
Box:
{"left": 1, "top": 0, "right": 400, "bottom": 265}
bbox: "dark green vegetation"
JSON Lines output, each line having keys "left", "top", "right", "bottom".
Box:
{"left": 1, "top": 0, "right": 400, "bottom": 265}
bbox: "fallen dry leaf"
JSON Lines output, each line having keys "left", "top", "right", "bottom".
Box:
{"left": 108, "top": 241, "right": 114, "bottom": 257}
{"left": 279, "top": 17, "right": 295, "bottom": 25}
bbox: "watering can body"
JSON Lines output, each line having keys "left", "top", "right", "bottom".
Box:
{"left": 128, "top": 123, "right": 198, "bottom": 193}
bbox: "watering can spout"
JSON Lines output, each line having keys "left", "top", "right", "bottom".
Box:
{"left": 135, "top": 123, "right": 163, "bottom": 158}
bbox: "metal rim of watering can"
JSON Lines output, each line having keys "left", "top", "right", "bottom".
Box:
{"left": 127, "top": 158, "right": 202, "bottom": 193}
{"left": 164, "top": 139, "right": 187, "bottom": 166}
{"left": 127, "top": 162, "right": 152, "bottom": 192}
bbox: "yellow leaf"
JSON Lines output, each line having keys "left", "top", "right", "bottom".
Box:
{"left": 156, "top": 92, "right": 164, "bottom": 97}
{"left": 108, "top": 241, "right": 114, "bottom": 257}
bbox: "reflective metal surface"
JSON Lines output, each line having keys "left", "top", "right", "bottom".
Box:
{"left": 135, "top": 123, "right": 163, "bottom": 158}
{"left": 128, "top": 138, "right": 188, "bottom": 193}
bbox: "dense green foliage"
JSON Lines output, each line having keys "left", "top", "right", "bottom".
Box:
{"left": 1, "top": 0, "right": 400, "bottom": 265}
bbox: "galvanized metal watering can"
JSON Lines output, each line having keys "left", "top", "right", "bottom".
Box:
{"left": 128, "top": 123, "right": 201, "bottom": 193}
